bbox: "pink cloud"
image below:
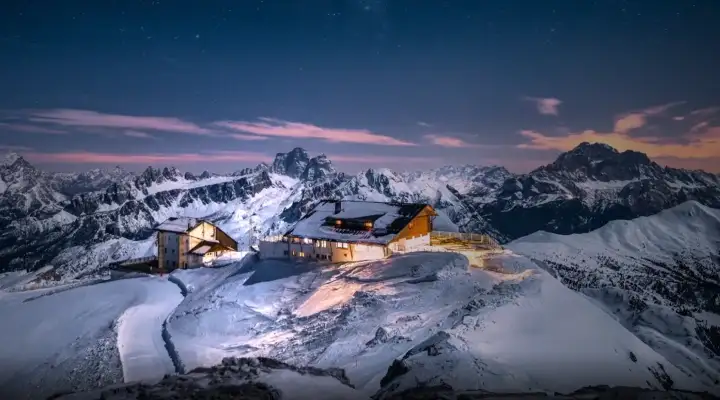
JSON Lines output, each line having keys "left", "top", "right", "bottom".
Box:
{"left": 518, "top": 124, "right": 720, "bottom": 160}
{"left": 27, "top": 109, "right": 213, "bottom": 135}
{"left": 328, "top": 154, "right": 441, "bottom": 164}
{"left": 613, "top": 101, "right": 685, "bottom": 134}
{"left": 123, "top": 130, "right": 154, "bottom": 139}
{"left": 229, "top": 133, "right": 269, "bottom": 141}
{"left": 214, "top": 118, "right": 415, "bottom": 146}
{"left": 424, "top": 134, "right": 472, "bottom": 148}
{"left": 523, "top": 97, "right": 562, "bottom": 116}
{"left": 24, "top": 151, "right": 270, "bottom": 164}
{"left": 0, "top": 122, "right": 67, "bottom": 134}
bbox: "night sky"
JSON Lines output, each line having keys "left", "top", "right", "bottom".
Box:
{"left": 1, "top": 0, "right": 719, "bottom": 173}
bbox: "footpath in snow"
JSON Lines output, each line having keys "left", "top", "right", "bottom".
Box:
{"left": 0, "top": 275, "right": 183, "bottom": 399}
{"left": 116, "top": 278, "right": 184, "bottom": 383}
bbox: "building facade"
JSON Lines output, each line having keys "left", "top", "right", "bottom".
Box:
{"left": 259, "top": 200, "right": 437, "bottom": 263}
{"left": 156, "top": 217, "right": 238, "bottom": 271}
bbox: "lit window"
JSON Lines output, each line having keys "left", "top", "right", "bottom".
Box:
{"left": 364, "top": 221, "right": 373, "bottom": 229}
{"left": 315, "top": 240, "right": 328, "bottom": 248}
{"left": 335, "top": 220, "right": 342, "bottom": 226}
{"left": 336, "top": 242, "right": 348, "bottom": 249}
{"left": 302, "top": 238, "right": 312, "bottom": 244}
{"left": 298, "top": 252, "right": 305, "bottom": 257}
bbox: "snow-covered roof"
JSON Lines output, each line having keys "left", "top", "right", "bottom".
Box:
{"left": 190, "top": 245, "right": 213, "bottom": 255}
{"left": 286, "top": 200, "right": 431, "bottom": 245}
{"left": 189, "top": 240, "right": 228, "bottom": 255}
{"left": 155, "top": 217, "right": 202, "bottom": 233}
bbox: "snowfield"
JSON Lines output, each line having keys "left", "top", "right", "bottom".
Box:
{"left": 508, "top": 200, "right": 720, "bottom": 391}
{"left": 0, "top": 276, "right": 183, "bottom": 399}
{"left": 165, "top": 251, "right": 715, "bottom": 396}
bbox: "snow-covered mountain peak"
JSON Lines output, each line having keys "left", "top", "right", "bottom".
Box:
{"left": 271, "top": 147, "right": 311, "bottom": 178}
{"left": 301, "top": 153, "right": 336, "bottom": 181}
{"left": 1, "top": 152, "right": 23, "bottom": 167}
{"left": 1, "top": 152, "right": 34, "bottom": 172}
{"left": 542, "top": 142, "right": 654, "bottom": 181}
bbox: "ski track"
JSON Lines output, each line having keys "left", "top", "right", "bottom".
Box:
{"left": 116, "top": 279, "right": 184, "bottom": 383}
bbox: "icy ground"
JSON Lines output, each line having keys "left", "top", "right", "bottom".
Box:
{"left": 0, "top": 276, "right": 183, "bottom": 399}
{"left": 165, "top": 251, "right": 715, "bottom": 397}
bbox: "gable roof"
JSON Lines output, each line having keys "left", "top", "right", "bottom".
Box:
{"left": 285, "top": 200, "right": 434, "bottom": 245}
{"left": 155, "top": 217, "right": 239, "bottom": 247}
{"left": 188, "top": 240, "right": 232, "bottom": 255}
{"left": 155, "top": 217, "right": 202, "bottom": 233}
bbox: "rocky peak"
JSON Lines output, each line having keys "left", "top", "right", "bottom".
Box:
{"left": 541, "top": 142, "right": 656, "bottom": 181}
{"left": 300, "top": 154, "right": 336, "bottom": 181}
{"left": 184, "top": 171, "right": 197, "bottom": 180}
{"left": 134, "top": 165, "right": 183, "bottom": 191}
{"left": 271, "top": 147, "right": 310, "bottom": 178}
{"left": 161, "top": 166, "right": 182, "bottom": 180}
{"left": 1, "top": 152, "right": 33, "bottom": 171}
{"left": 199, "top": 170, "right": 212, "bottom": 179}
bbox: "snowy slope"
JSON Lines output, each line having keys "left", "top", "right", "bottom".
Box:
{"left": 0, "top": 276, "right": 183, "bottom": 399}
{"left": 508, "top": 201, "right": 720, "bottom": 390}
{"left": 165, "top": 251, "right": 714, "bottom": 396}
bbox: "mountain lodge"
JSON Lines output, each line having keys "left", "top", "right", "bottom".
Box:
{"left": 155, "top": 217, "right": 238, "bottom": 270}
{"left": 259, "top": 200, "right": 438, "bottom": 263}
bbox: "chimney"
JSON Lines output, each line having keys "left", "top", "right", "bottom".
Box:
{"left": 334, "top": 201, "right": 342, "bottom": 214}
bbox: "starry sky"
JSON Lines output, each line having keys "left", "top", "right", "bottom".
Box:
{"left": 1, "top": 0, "right": 719, "bottom": 174}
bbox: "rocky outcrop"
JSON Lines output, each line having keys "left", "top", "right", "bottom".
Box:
{"left": 51, "top": 357, "right": 363, "bottom": 400}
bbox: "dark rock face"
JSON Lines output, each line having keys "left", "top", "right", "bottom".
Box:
{"left": 480, "top": 142, "right": 720, "bottom": 242}
{"left": 51, "top": 357, "right": 357, "bottom": 400}
{"left": 300, "top": 154, "right": 335, "bottom": 181}
{"left": 271, "top": 147, "right": 311, "bottom": 178}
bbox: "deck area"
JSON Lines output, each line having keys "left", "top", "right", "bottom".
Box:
{"left": 421, "top": 231, "right": 504, "bottom": 270}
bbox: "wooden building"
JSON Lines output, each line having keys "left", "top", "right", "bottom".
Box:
{"left": 155, "top": 217, "right": 238, "bottom": 270}
{"left": 259, "top": 200, "right": 437, "bottom": 263}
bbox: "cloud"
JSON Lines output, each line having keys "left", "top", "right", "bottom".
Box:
{"left": 523, "top": 97, "right": 562, "bottom": 116}
{"left": 24, "top": 150, "right": 270, "bottom": 164}
{"left": 26, "top": 109, "right": 213, "bottom": 135}
{"left": 689, "top": 106, "right": 720, "bottom": 116}
{"left": 123, "top": 130, "right": 154, "bottom": 139}
{"left": 229, "top": 133, "right": 269, "bottom": 141}
{"left": 516, "top": 101, "right": 720, "bottom": 163}
{"left": 613, "top": 101, "right": 685, "bottom": 134}
{"left": 214, "top": 118, "right": 415, "bottom": 146}
{"left": 0, "top": 144, "right": 32, "bottom": 151}
{"left": 424, "top": 134, "right": 474, "bottom": 148}
{"left": 417, "top": 121, "right": 432, "bottom": 127}
{"left": 328, "top": 154, "right": 441, "bottom": 164}
{"left": 518, "top": 125, "right": 720, "bottom": 160}
{"left": 0, "top": 122, "right": 67, "bottom": 134}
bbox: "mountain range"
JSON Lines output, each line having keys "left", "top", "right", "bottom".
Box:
{"left": 1, "top": 143, "right": 720, "bottom": 397}
{"left": 1, "top": 142, "right": 719, "bottom": 281}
